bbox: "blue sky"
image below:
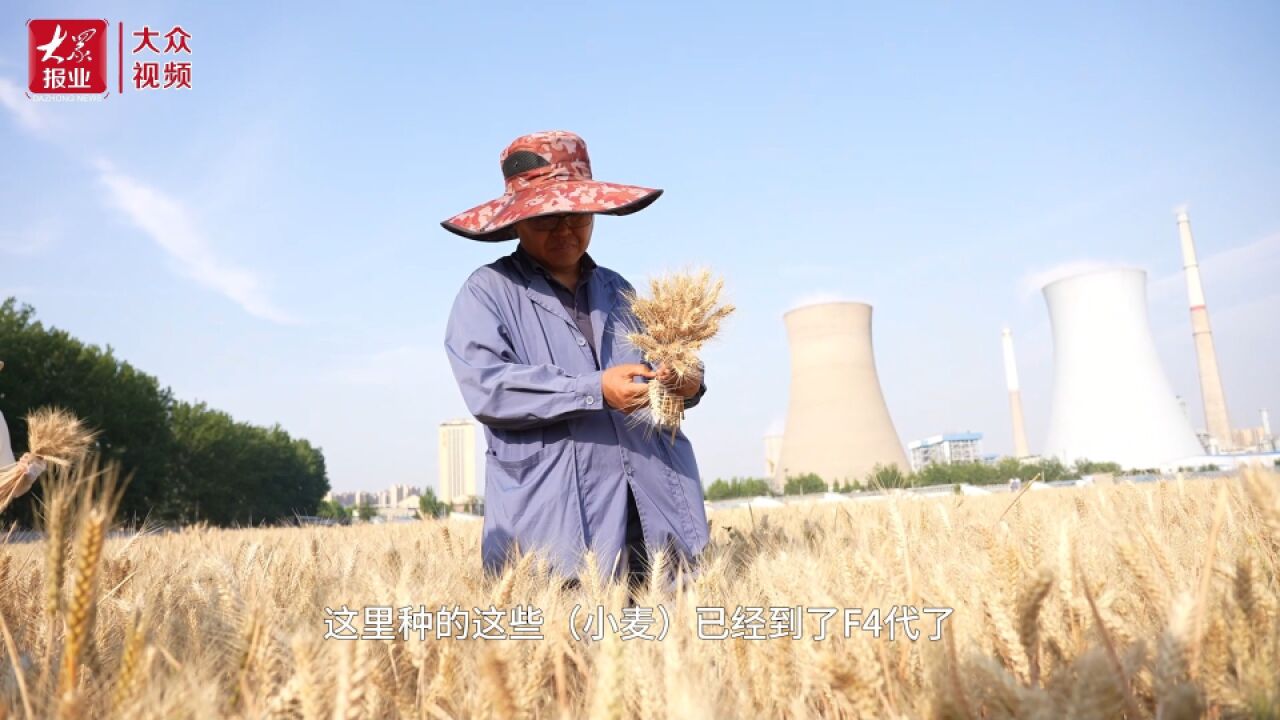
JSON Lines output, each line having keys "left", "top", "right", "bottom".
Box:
{"left": 2, "top": 1, "right": 1277, "bottom": 494}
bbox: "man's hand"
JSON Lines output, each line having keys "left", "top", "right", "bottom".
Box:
{"left": 602, "top": 364, "right": 656, "bottom": 414}
{"left": 656, "top": 363, "right": 702, "bottom": 399}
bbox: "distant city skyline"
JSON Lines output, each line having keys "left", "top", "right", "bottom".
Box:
{"left": 2, "top": 2, "right": 1276, "bottom": 491}
{"left": 327, "top": 483, "right": 420, "bottom": 507}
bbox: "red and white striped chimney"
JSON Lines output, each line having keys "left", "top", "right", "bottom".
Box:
{"left": 1175, "top": 207, "right": 1233, "bottom": 452}
{"left": 1001, "top": 328, "right": 1031, "bottom": 458}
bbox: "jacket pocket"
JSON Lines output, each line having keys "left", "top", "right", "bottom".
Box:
{"left": 487, "top": 445, "right": 548, "bottom": 472}
{"left": 485, "top": 437, "right": 563, "bottom": 495}
{"left": 487, "top": 426, "right": 548, "bottom": 467}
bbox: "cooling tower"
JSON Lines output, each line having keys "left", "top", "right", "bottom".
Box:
{"left": 1176, "top": 208, "right": 1234, "bottom": 451}
{"left": 1042, "top": 268, "right": 1202, "bottom": 468}
{"left": 776, "top": 302, "right": 908, "bottom": 489}
{"left": 1001, "top": 328, "right": 1032, "bottom": 458}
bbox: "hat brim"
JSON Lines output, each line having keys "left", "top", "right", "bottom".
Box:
{"left": 441, "top": 180, "right": 663, "bottom": 242}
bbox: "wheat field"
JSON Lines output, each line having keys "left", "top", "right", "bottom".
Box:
{"left": 0, "top": 463, "right": 1277, "bottom": 719}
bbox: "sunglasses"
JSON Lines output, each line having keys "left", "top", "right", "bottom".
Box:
{"left": 524, "top": 213, "right": 593, "bottom": 232}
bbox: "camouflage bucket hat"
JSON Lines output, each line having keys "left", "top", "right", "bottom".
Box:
{"left": 440, "top": 130, "right": 663, "bottom": 242}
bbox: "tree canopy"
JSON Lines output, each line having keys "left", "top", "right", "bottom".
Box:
{"left": 705, "top": 456, "right": 1126, "bottom": 500}
{"left": 1, "top": 298, "right": 329, "bottom": 527}
{"left": 419, "top": 488, "right": 448, "bottom": 519}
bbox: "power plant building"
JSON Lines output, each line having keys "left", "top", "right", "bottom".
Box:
{"left": 908, "top": 432, "right": 984, "bottom": 471}
{"left": 775, "top": 302, "right": 909, "bottom": 490}
{"left": 1042, "top": 268, "right": 1203, "bottom": 468}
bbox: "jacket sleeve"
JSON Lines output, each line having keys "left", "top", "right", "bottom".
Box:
{"left": 445, "top": 276, "right": 606, "bottom": 431}
{"left": 684, "top": 364, "right": 707, "bottom": 410}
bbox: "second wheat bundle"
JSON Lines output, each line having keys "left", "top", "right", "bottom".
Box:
{"left": 0, "top": 406, "right": 96, "bottom": 512}
{"left": 622, "top": 269, "right": 734, "bottom": 435}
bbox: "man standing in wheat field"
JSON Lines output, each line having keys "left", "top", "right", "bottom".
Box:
{"left": 441, "top": 131, "right": 710, "bottom": 592}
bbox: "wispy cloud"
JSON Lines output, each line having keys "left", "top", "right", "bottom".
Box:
{"left": 0, "top": 75, "right": 290, "bottom": 323}
{"left": 1150, "top": 232, "right": 1280, "bottom": 302}
{"left": 1017, "top": 259, "right": 1137, "bottom": 300}
{"left": 0, "top": 76, "right": 46, "bottom": 133}
{"left": 0, "top": 222, "right": 58, "bottom": 256}
{"left": 1017, "top": 232, "right": 1280, "bottom": 307}
{"left": 96, "top": 160, "right": 297, "bottom": 324}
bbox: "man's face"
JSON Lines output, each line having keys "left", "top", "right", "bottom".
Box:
{"left": 515, "top": 213, "right": 594, "bottom": 272}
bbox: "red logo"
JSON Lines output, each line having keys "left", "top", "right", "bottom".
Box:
{"left": 130, "top": 24, "right": 193, "bottom": 90}
{"left": 28, "top": 19, "right": 108, "bottom": 95}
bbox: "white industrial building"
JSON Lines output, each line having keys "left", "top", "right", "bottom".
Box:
{"left": 373, "top": 494, "right": 425, "bottom": 522}
{"left": 908, "top": 432, "right": 984, "bottom": 471}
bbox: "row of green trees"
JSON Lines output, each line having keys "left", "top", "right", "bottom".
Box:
{"left": 313, "top": 488, "right": 455, "bottom": 525}
{"left": 705, "top": 457, "right": 1128, "bottom": 500}
{"left": 704, "top": 477, "right": 774, "bottom": 500}
{"left": 902, "top": 456, "right": 1125, "bottom": 488}
{"left": 317, "top": 499, "right": 381, "bottom": 523}
{"left": 315, "top": 499, "right": 354, "bottom": 522}
{"left": 1, "top": 299, "right": 329, "bottom": 527}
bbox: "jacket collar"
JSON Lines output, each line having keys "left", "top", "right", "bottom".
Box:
{"left": 512, "top": 244, "right": 597, "bottom": 290}
{"left": 510, "top": 246, "right": 620, "bottom": 355}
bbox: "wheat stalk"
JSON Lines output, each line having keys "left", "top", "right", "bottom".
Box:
{"left": 588, "top": 628, "right": 625, "bottom": 720}
{"left": 621, "top": 269, "right": 734, "bottom": 433}
{"left": 56, "top": 505, "right": 106, "bottom": 709}
{"left": 111, "top": 608, "right": 148, "bottom": 713}
{"left": 49, "top": 457, "right": 124, "bottom": 717}
{"left": 1017, "top": 566, "right": 1054, "bottom": 686}
{"left": 0, "top": 468, "right": 1277, "bottom": 716}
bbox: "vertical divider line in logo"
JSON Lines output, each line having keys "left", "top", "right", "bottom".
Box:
{"left": 118, "top": 22, "right": 123, "bottom": 94}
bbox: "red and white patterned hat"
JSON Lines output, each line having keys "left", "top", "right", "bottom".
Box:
{"left": 441, "top": 130, "right": 663, "bottom": 242}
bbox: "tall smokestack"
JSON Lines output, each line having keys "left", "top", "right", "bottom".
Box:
{"left": 1001, "top": 328, "right": 1031, "bottom": 458}
{"left": 1175, "top": 207, "right": 1233, "bottom": 451}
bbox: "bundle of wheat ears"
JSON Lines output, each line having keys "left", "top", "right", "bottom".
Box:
{"left": 623, "top": 269, "right": 734, "bottom": 435}
{"left": 0, "top": 407, "right": 96, "bottom": 512}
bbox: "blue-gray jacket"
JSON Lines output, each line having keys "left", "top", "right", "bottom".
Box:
{"left": 444, "top": 249, "right": 710, "bottom": 582}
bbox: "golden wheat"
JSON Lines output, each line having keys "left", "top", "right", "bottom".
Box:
{"left": 622, "top": 270, "right": 734, "bottom": 432}
{"left": 0, "top": 469, "right": 1276, "bottom": 717}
